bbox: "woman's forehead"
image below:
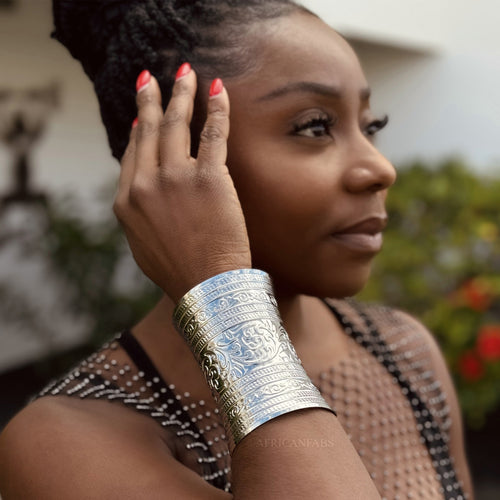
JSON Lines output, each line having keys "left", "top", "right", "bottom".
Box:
{"left": 232, "top": 12, "right": 368, "bottom": 99}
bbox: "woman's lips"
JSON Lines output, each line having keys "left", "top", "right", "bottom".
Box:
{"left": 330, "top": 232, "right": 383, "bottom": 252}
{"left": 330, "top": 216, "right": 387, "bottom": 253}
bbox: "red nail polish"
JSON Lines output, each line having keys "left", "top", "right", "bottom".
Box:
{"left": 136, "top": 70, "right": 151, "bottom": 92}
{"left": 209, "top": 78, "right": 223, "bottom": 97}
{"left": 132, "top": 117, "right": 138, "bottom": 129}
{"left": 175, "top": 62, "right": 191, "bottom": 80}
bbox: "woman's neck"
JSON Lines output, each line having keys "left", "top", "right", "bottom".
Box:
{"left": 132, "top": 289, "right": 349, "bottom": 395}
{"left": 134, "top": 289, "right": 309, "bottom": 344}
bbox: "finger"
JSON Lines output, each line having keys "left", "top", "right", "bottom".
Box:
{"left": 159, "top": 63, "right": 197, "bottom": 168}
{"left": 134, "top": 71, "right": 164, "bottom": 177}
{"left": 118, "top": 119, "right": 138, "bottom": 193}
{"left": 197, "top": 78, "right": 230, "bottom": 172}
{"left": 114, "top": 120, "right": 138, "bottom": 220}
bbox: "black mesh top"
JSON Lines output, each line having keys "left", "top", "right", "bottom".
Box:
{"left": 37, "top": 299, "right": 468, "bottom": 499}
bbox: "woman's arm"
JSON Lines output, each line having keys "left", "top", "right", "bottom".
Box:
{"left": 0, "top": 67, "right": 380, "bottom": 499}
{"left": 0, "top": 396, "right": 231, "bottom": 499}
{"left": 0, "top": 397, "right": 377, "bottom": 499}
{"left": 112, "top": 66, "right": 380, "bottom": 499}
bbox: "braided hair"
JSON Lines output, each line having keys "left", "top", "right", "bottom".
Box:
{"left": 52, "top": 0, "right": 311, "bottom": 160}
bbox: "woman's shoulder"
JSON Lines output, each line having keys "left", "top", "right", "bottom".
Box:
{"left": 1, "top": 338, "right": 138, "bottom": 466}
{"left": 363, "top": 302, "right": 474, "bottom": 496}
{"left": 0, "top": 392, "right": 165, "bottom": 458}
{"left": 27, "top": 330, "right": 192, "bottom": 445}
{"left": 0, "top": 326, "right": 233, "bottom": 497}
{"left": 0, "top": 329, "right": 215, "bottom": 498}
{"left": 326, "top": 297, "right": 437, "bottom": 350}
{"left": 332, "top": 298, "right": 439, "bottom": 348}
{"left": 327, "top": 298, "right": 453, "bottom": 412}
{"left": 0, "top": 332, "right": 173, "bottom": 489}
{"left": 0, "top": 391, "right": 220, "bottom": 499}
{"left": 359, "top": 301, "right": 447, "bottom": 365}
{"left": 334, "top": 298, "right": 473, "bottom": 495}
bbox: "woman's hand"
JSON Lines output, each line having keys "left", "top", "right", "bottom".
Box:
{"left": 113, "top": 66, "right": 251, "bottom": 303}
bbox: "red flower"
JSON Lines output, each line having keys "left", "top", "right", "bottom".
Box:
{"left": 461, "top": 278, "right": 493, "bottom": 311}
{"left": 458, "top": 350, "right": 485, "bottom": 381}
{"left": 477, "top": 324, "right": 500, "bottom": 361}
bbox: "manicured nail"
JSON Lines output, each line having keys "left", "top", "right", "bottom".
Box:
{"left": 209, "top": 78, "right": 223, "bottom": 98}
{"left": 136, "top": 70, "right": 151, "bottom": 92}
{"left": 132, "top": 117, "right": 138, "bottom": 129}
{"left": 175, "top": 62, "right": 191, "bottom": 81}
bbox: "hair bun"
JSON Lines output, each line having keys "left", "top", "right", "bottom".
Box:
{"left": 52, "top": 0, "right": 140, "bottom": 80}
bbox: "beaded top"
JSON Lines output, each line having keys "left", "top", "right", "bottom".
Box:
{"left": 36, "top": 300, "right": 468, "bottom": 499}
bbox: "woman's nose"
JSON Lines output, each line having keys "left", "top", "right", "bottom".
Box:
{"left": 342, "top": 141, "right": 396, "bottom": 194}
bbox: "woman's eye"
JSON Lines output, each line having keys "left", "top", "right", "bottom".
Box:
{"left": 364, "top": 115, "right": 389, "bottom": 137}
{"left": 293, "top": 116, "right": 336, "bottom": 138}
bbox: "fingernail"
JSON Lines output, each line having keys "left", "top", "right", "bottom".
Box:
{"left": 136, "top": 70, "right": 151, "bottom": 93}
{"left": 175, "top": 62, "right": 191, "bottom": 81}
{"left": 209, "top": 78, "right": 223, "bottom": 98}
{"left": 132, "top": 117, "right": 138, "bottom": 129}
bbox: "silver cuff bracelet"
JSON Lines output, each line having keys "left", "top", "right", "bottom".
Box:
{"left": 173, "top": 269, "right": 333, "bottom": 448}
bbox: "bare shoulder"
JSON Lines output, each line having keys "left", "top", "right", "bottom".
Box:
{"left": 368, "top": 305, "right": 476, "bottom": 499}
{"left": 382, "top": 308, "right": 461, "bottom": 397}
{"left": 366, "top": 305, "right": 456, "bottom": 412}
{"left": 361, "top": 303, "right": 453, "bottom": 369}
{"left": 0, "top": 396, "right": 230, "bottom": 499}
{"left": 385, "top": 307, "right": 446, "bottom": 356}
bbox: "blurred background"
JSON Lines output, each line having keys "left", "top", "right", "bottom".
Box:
{"left": 1, "top": 0, "right": 499, "bottom": 498}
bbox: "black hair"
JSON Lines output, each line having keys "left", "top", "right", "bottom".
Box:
{"left": 52, "top": 0, "right": 312, "bottom": 160}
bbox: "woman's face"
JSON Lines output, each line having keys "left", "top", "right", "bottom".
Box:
{"left": 224, "top": 11, "right": 396, "bottom": 299}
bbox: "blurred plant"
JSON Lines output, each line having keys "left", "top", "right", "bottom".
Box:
{"left": 360, "top": 159, "right": 500, "bottom": 428}
{"left": 40, "top": 191, "right": 161, "bottom": 347}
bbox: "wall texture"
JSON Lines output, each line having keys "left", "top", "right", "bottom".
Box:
{"left": 304, "top": 0, "right": 500, "bottom": 171}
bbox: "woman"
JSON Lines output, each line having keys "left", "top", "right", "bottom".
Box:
{"left": 0, "top": 1, "right": 473, "bottom": 498}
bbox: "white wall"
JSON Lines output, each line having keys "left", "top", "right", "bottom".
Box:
{"left": 0, "top": 0, "right": 118, "bottom": 215}
{"left": 304, "top": 0, "right": 449, "bottom": 52}
{"left": 355, "top": 43, "right": 500, "bottom": 171}
{"left": 303, "top": 0, "right": 500, "bottom": 172}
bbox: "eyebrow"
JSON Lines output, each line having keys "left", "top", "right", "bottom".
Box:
{"left": 256, "top": 81, "right": 371, "bottom": 102}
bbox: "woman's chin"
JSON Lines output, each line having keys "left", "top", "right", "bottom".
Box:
{"left": 330, "top": 279, "right": 369, "bottom": 299}
{"left": 270, "top": 268, "right": 372, "bottom": 300}
{"left": 309, "top": 262, "right": 373, "bottom": 299}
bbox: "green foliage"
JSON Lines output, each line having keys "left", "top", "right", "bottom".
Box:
{"left": 41, "top": 195, "right": 161, "bottom": 347}
{"left": 360, "top": 159, "right": 500, "bottom": 428}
